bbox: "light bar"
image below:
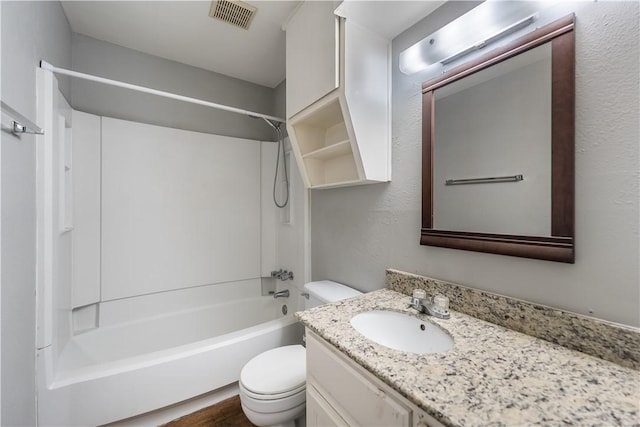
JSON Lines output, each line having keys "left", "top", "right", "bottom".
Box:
{"left": 440, "top": 14, "right": 538, "bottom": 65}
{"left": 399, "top": 1, "right": 551, "bottom": 75}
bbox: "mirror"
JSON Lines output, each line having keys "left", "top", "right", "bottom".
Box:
{"left": 433, "top": 43, "right": 552, "bottom": 236}
{"left": 421, "top": 14, "right": 575, "bottom": 263}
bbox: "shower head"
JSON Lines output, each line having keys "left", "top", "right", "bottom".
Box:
{"left": 263, "top": 118, "right": 280, "bottom": 130}
{"left": 263, "top": 117, "right": 281, "bottom": 130}
{"left": 248, "top": 114, "right": 289, "bottom": 208}
{"left": 248, "top": 114, "right": 282, "bottom": 131}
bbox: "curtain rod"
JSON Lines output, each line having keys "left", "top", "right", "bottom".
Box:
{"left": 39, "top": 60, "right": 286, "bottom": 125}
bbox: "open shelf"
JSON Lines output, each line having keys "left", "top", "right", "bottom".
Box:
{"left": 304, "top": 152, "right": 359, "bottom": 187}
{"left": 291, "top": 94, "right": 349, "bottom": 155}
{"left": 303, "top": 139, "right": 351, "bottom": 161}
{"left": 289, "top": 91, "right": 363, "bottom": 188}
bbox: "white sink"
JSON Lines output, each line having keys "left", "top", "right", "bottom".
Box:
{"left": 350, "top": 310, "right": 454, "bottom": 354}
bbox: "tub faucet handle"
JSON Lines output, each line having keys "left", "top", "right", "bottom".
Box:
{"left": 271, "top": 269, "right": 294, "bottom": 281}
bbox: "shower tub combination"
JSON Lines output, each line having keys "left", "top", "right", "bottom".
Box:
{"left": 35, "top": 59, "right": 302, "bottom": 426}
{"left": 37, "top": 281, "right": 302, "bottom": 426}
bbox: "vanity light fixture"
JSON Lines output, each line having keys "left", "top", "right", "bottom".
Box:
{"left": 439, "top": 14, "right": 537, "bottom": 65}
{"left": 399, "top": 1, "right": 553, "bottom": 75}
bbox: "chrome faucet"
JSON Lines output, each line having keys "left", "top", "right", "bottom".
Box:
{"left": 271, "top": 289, "right": 290, "bottom": 299}
{"left": 409, "top": 290, "right": 450, "bottom": 319}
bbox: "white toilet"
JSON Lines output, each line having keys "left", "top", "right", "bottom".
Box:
{"left": 239, "top": 280, "right": 362, "bottom": 427}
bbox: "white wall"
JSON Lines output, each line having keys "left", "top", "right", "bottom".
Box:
{"left": 311, "top": 1, "right": 640, "bottom": 327}
{"left": 101, "top": 117, "right": 261, "bottom": 300}
{"left": 0, "top": 2, "right": 71, "bottom": 424}
{"left": 262, "top": 135, "right": 309, "bottom": 304}
{"left": 70, "top": 111, "right": 307, "bottom": 308}
{"left": 71, "top": 111, "right": 101, "bottom": 307}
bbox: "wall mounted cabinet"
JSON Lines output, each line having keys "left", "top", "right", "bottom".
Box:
{"left": 285, "top": 1, "right": 391, "bottom": 189}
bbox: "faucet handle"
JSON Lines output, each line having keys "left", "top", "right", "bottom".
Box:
{"left": 413, "top": 289, "right": 427, "bottom": 300}
{"left": 433, "top": 294, "right": 449, "bottom": 310}
{"left": 271, "top": 269, "right": 283, "bottom": 278}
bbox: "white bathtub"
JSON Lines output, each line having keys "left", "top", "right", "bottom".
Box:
{"left": 36, "top": 294, "right": 302, "bottom": 426}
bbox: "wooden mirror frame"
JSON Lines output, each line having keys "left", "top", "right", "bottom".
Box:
{"left": 421, "top": 14, "right": 575, "bottom": 263}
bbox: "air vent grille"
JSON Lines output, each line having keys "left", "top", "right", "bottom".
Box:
{"left": 209, "top": 0, "right": 257, "bottom": 30}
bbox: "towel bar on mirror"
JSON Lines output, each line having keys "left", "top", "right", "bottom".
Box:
{"left": 445, "top": 174, "right": 523, "bottom": 186}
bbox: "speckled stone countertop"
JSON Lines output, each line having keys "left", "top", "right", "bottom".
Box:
{"left": 295, "top": 289, "right": 640, "bottom": 427}
{"left": 386, "top": 269, "right": 640, "bottom": 370}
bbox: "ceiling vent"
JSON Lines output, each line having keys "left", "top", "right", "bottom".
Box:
{"left": 209, "top": 0, "right": 257, "bottom": 30}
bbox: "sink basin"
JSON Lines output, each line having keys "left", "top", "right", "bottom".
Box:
{"left": 350, "top": 310, "right": 454, "bottom": 354}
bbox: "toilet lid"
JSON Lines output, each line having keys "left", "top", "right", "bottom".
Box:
{"left": 240, "top": 345, "right": 306, "bottom": 395}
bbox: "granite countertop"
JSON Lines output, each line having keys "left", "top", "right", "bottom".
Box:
{"left": 295, "top": 289, "right": 640, "bottom": 427}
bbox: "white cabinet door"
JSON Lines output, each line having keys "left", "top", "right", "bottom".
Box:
{"left": 285, "top": 1, "right": 339, "bottom": 118}
{"left": 307, "top": 332, "right": 411, "bottom": 427}
{"left": 306, "top": 330, "right": 448, "bottom": 427}
{"left": 307, "top": 385, "right": 349, "bottom": 427}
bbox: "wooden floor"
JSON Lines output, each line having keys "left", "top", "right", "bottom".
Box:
{"left": 161, "top": 395, "right": 256, "bottom": 427}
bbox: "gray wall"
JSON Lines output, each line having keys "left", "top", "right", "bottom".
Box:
{"left": 311, "top": 1, "right": 640, "bottom": 327}
{"left": 274, "top": 79, "right": 286, "bottom": 121}
{"left": 273, "top": 79, "right": 288, "bottom": 139}
{"left": 71, "top": 33, "right": 277, "bottom": 141}
{"left": 0, "top": 1, "right": 71, "bottom": 425}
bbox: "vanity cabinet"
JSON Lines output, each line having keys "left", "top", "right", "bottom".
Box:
{"left": 306, "top": 330, "right": 445, "bottom": 427}
{"left": 285, "top": 2, "right": 391, "bottom": 189}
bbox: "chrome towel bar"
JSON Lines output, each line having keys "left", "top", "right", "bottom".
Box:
{"left": 1, "top": 101, "right": 44, "bottom": 135}
{"left": 445, "top": 174, "right": 523, "bottom": 185}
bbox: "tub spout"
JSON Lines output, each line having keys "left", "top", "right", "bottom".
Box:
{"left": 272, "top": 290, "right": 290, "bottom": 299}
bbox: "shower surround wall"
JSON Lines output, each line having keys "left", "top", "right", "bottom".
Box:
{"left": 311, "top": 1, "right": 640, "bottom": 328}
{"left": 75, "top": 114, "right": 263, "bottom": 306}
{"left": 1, "top": 1, "right": 71, "bottom": 425}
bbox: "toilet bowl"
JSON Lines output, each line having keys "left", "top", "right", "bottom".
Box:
{"left": 239, "top": 280, "right": 362, "bottom": 427}
{"left": 239, "top": 345, "right": 306, "bottom": 427}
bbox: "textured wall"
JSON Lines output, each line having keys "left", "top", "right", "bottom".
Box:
{"left": 0, "top": 2, "right": 71, "bottom": 424}
{"left": 311, "top": 1, "right": 640, "bottom": 327}
{"left": 71, "top": 33, "right": 277, "bottom": 141}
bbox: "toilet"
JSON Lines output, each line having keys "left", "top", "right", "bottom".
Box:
{"left": 239, "top": 280, "right": 362, "bottom": 427}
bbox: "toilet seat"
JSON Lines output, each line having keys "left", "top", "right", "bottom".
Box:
{"left": 240, "top": 345, "right": 306, "bottom": 396}
{"left": 240, "top": 382, "right": 306, "bottom": 401}
{"left": 239, "top": 381, "right": 306, "bottom": 415}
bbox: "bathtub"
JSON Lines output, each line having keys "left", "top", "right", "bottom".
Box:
{"left": 36, "top": 293, "right": 302, "bottom": 426}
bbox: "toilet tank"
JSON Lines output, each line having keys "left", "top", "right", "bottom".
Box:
{"left": 304, "top": 280, "right": 362, "bottom": 309}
